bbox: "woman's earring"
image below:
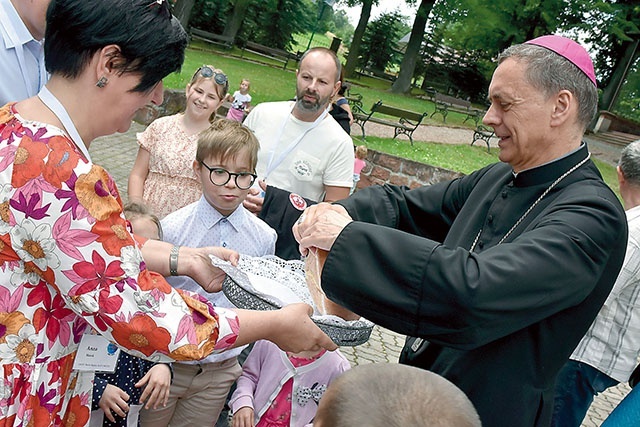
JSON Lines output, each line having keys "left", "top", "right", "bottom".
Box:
{"left": 96, "top": 77, "right": 108, "bottom": 88}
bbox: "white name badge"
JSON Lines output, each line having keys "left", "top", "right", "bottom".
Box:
{"left": 73, "top": 334, "right": 121, "bottom": 372}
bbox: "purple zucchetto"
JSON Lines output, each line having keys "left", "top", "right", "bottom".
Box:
{"left": 525, "top": 35, "right": 597, "bottom": 87}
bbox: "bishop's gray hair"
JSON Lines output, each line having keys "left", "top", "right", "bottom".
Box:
{"left": 498, "top": 43, "right": 598, "bottom": 131}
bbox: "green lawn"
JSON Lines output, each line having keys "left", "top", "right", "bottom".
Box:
{"left": 164, "top": 43, "right": 619, "bottom": 196}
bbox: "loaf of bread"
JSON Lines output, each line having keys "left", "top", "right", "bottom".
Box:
{"left": 304, "top": 248, "right": 359, "bottom": 320}
{"left": 304, "top": 248, "right": 328, "bottom": 315}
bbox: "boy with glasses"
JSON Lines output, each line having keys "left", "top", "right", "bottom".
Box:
{"left": 140, "top": 119, "right": 276, "bottom": 427}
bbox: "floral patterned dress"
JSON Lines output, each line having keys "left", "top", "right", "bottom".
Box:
{"left": 0, "top": 104, "right": 239, "bottom": 427}
{"left": 137, "top": 114, "right": 202, "bottom": 219}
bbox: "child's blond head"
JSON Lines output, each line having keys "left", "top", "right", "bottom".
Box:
{"left": 355, "top": 145, "right": 368, "bottom": 159}
{"left": 196, "top": 119, "right": 259, "bottom": 171}
{"left": 188, "top": 64, "right": 229, "bottom": 100}
{"left": 123, "top": 202, "right": 162, "bottom": 240}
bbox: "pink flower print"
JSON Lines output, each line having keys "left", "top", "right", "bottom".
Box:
{"left": 30, "top": 292, "right": 75, "bottom": 347}
{"left": 10, "top": 191, "right": 51, "bottom": 220}
{"left": 55, "top": 172, "right": 91, "bottom": 222}
{"left": 66, "top": 250, "right": 125, "bottom": 296}
{"left": 52, "top": 211, "right": 98, "bottom": 261}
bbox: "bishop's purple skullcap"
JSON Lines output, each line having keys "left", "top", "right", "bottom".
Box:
{"left": 525, "top": 35, "right": 597, "bottom": 87}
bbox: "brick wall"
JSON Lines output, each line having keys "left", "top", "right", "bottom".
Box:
{"left": 133, "top": 89, "right": 186, "bottom": 126}
{"left": 357, "top": 150, "right": 463, "bottom": 190}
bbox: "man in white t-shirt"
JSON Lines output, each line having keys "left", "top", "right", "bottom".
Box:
{"left": 243, "top": 47, "right": 354, "bottom": 211}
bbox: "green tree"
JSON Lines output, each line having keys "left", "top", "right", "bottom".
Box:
{"left": 391, "top": 0, "right": 434, "bottom": 94}
{"left": 615, "top": 54, "right": 639, "bottom": 121}
{"left": 222, "top": 0, "right": 253, "bottom": 41}
{"left": 173, "top": 0, "right": 197, "bottom": 29}
{"left": 189, "top": 0, "right": 232, "bottom": 34}
{"left": 564, "top": 0, "right": 639, "bottom": 121}
{"left": 341, "top": 0, "right": 376, "bottom": 78}
{"left": 246, "top": 0, "right": 315, "bottom": 50}
{"left": 359, "top": 10, "right": 407, "bottom": 71}
{"left": 329, "top": 8, "right": 354, "bottom": 42}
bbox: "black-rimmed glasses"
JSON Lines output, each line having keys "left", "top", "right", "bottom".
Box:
{"left": 193, "top": 66, "right": 228, "bottom": 87}
{"left": 199, "top": 161, "right": 257, "bottom": 190}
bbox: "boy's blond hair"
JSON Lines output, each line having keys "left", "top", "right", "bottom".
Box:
{"left": 196, "top": 119, "right": 260, "bottom": 171}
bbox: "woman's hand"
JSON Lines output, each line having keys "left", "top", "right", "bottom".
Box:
{"left": 182, "top": 246, "right": 240, "bottom": 293}
{"left": 98, "top": 384, "right": 130, "bottom": 423}
{"left": 232, "top": 406, "right": 254, "bottom": 427}
{"left": 234, "top": 303, "right": 337, "bottom": 353}
{"left": 140, "top": 240, "right": 238, "bottom": 293}
{"left": 136, "top": 363, "right": 172, "bottom": 410}
{"left": 293, "top": 203, "right": 352, "bottom": 256}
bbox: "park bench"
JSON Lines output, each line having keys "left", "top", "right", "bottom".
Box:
{"left": 352, "top": 100, "right": 427, "bottom": 145}
{"left": 355, "top": 67, "right": 397, "bottom": 82}
{"left": 240, "top": 41, "right": 300, "bottom": 70}
{"left": 189, "top": 28, "right": 234, "bottom": 49}
{"left": 345, "top": 92, "right": 363, "bottom": 110}
{"left": 430, "top": 92, "right": 484, "bottom": 126}
{"left": 470, "top": 125, "right": 495, "bottom": 153}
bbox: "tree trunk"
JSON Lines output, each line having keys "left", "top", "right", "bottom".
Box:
{"left": 173, "top": 0, "right": 196, "bottom": 30}
{"left": 223, "top": 0, "right": 251, "bottom": 41}
{"left": 600, "top": 38, "right": 639, "bottom": 112}
{"left": 391, "top": 0, "right": 434, "bottom": 94}
{"left": 344, "top": 0, "right": 374, "bottom": 79}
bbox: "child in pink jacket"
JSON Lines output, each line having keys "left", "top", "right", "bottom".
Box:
{"left": 230, "top": 339, "right": 350, "bottom": 427}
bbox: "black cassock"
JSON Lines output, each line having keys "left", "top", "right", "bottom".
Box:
{"left": 324, "top": 144, "right": 627, "bottom": 427}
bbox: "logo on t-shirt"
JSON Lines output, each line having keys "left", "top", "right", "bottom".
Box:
{"left": 292, "top": 159, "right": 312, "bottom": 179}
{"left": 289, "top": 193, "right": 307, "bottom": 211}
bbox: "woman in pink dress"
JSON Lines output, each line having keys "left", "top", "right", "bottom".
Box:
{"left": 128, "top": 64, "right": 228, "bottom": 218}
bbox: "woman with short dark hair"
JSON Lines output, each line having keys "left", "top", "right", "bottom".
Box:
{"left": 0, "top": 1, "right": 334, "bottom": 425}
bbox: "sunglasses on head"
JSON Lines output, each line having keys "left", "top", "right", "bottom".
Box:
{"left": 193, "top": 66, "right": 228, "bottom": 86}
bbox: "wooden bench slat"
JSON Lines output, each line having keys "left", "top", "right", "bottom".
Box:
{"left": 190, "top": 28, "right": 234, "bottom": 49}
{"left": 352, "top": 100, "right": 427, "bottom": 145}
{"left": 430, "top": 92, "right": 485, "bottom": 126}
{"left": 240, "top": 41, "right": 300, "bottom": 70}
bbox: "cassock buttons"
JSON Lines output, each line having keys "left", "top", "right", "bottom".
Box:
{"left": 502, "top": 191, "right": 508, "bottom": 198}
{"left": 488, "top": 215, "right": 494, "bottom": 223}
{"left": 478, "top": 241, "right": 484, "bottom": 249}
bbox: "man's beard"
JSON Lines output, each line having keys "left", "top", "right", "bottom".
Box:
{"left": 295, "top": 89, "right": 329, "bottom": 113}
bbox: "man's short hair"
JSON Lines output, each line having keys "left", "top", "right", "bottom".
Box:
{"left": 619, "top": 140, "right": 640, "bottom": 186}
{"left": 498, "top": 43, "right": 598, "bottom": 131}
{"left": 196, "top": 119, "right": 259, "bottom": 171}
{"left": 298, "top": 47, "right": 341, "bottom": 83}
{"left": 316, "top": 363, "right": 481, "bottom": 427}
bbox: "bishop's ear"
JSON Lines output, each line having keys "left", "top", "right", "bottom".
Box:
{"left": 550, "top": 89, "right": 574, "bottom": 127}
